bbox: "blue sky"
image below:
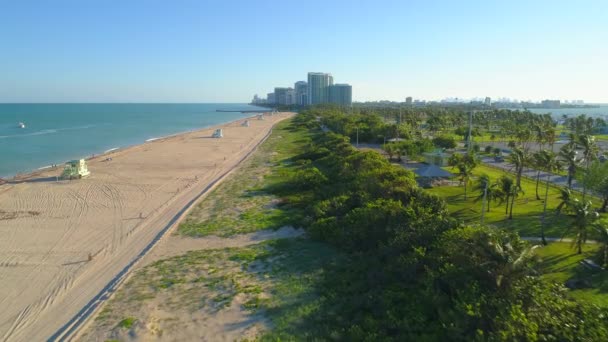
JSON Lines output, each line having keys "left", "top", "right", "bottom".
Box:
{"left": 1, "top": 0, "right": 607, "bottom": 103}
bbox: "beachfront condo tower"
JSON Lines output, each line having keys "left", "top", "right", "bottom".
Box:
{"left": 294, "top": 81, "right": 308, "bottom": 106}
{"left": 274, "top": 87, "right": 296, "bottom": 105}
{"left": 307, "top": 72, "right": 333, "bottom": 105}
{"left": 329, "top": 84, "right": 353, "bottom": 106}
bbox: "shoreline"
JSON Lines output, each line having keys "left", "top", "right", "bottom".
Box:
{"left": 53, "top": 120, "right": 280, "bottom": 341}
{"left": 5, "top": 114, "right": 260, "bottom": 182}
{"left": 0, "top": 112, "right": 292, "bottom": 341}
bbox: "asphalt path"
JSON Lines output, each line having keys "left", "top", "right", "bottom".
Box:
{"left": 481, "top": 156, "right": 583, "bottom": 192}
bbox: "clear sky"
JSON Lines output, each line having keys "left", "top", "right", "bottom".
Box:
{"left": 1, "top": 0, "right": 607, "bottom": 103}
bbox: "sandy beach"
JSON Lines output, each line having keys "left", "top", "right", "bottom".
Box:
{"left": 0, "top": 112, "right": 292, "bottom": 342}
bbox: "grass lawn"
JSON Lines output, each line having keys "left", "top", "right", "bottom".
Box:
{"left": 595, "top": 134, "right": 608, "bottom": 141}
{"left": 427, "top": 164, "right": 605, "bottom": 238}
{"left": 178, "top": 120, "right": 310, "bottom": 237}
{"left": 427, "top": 163, "right": 608, "bottom": 308}
{"left": 536, "top": 242, "right": 608, "bottom": 307}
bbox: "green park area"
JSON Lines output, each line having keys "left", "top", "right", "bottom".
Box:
{"left": 88, "top": 107, "right": 608, "bottom": 340}
{"left": 426, "top": 163, "right": 608, "bottom": 306}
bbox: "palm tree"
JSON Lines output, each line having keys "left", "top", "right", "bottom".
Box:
{"left": 508, "top": 184, "right": 523, "bottom": 220}
{"left": 472, "top": 230, "right": 539, "bottom": 290}
{"left": 555, "top": 187, "right": 573, "bottom": 216}
{"left": 452, "top": 153, "right": 478, "bottom": 200}
{"left": 563, "top": 199, "right": 599, "bottom": 254}
{"left": 532, "top": 150, "right": 547, "bottom": 200}
{"left": 496, "top": 175, "right": 519, "bottom": 218}
{"left": 539, "top": 150, "right": 561, "bottom": 244}
{"left": 458, "top": 163, "right": 474, "bottom": 200}
{"left": 508, "top": 147, "right": 529, "bottom": 189}
{"left": 559, "top": 144, "right": 580, "bottom": 189}
{"left": 474, "top": 174, "right": 498, "bottom": 212}
{"left": 577, "top": 134, "right": 598, "bottom": 199}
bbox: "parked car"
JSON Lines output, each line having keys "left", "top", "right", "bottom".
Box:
{"left": 494, "top": 155, "right": 505, "bottom": 162}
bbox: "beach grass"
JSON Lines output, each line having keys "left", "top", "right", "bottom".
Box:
{"left": 178, "top": 119, "right": 310, "bottom": 237}
{"left": 87, "top": 238, "right": 340, "bottom": 339}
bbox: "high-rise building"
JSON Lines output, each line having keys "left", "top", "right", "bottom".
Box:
{"left": 307, "top": 72, "right": 333, "bottom": 105}
{"left": 274, "top": 87, "right": 296, "bottom": 105}
{"left": 484, "top": 97, "right": 491, "bottom": 106}
{"left": 274, "top": 87, "right": 288, "bottom": 105}
{"left": 286, "top": 88, "right": 296, "bottom": 105}
{"left": 294, "top": 81, "right": 308, "bottom": 105}
{"left": 267, "top": 92, "right": 275, "bottom": 104}
{"left": 329, "top": 84, "right": 352, "bottom": 106}
{"left": 406, "top": 96, "right": 413, "bottom": 105}
{"left": 251, "top": 94, "right": 265, "bottom": 104}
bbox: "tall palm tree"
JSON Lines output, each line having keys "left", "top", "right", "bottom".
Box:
{"left": 532, "top": 150, "right": 548, "bottom": 200}
{"left": 474, "top": 174, "right": 498, "bottom": 212}
{"left": 559, "top": 144, "right": 580, "bottom": 189}
{"left": 472, "top": 232, "right": 539, "bottom": 290}
{"left": 577, "top": 134, "right": 598, "bottom": 200}
{"left": 563, "top": 199, "right": 599, "bottom": 254}
{"left": 458, "top": 163, "right": 473, "bottom": 200}
{"left": 555, "top": 187, "right": 573, "bottom": 216}
{"left": 539, "top": 150, "right": 561, "bottom": 244}
{"left": 496, "top": 175, "right": 519, "bottom": 219}
{"left": 453, "top": 153, "right": 478, "bottom": 200}
{"left": 508, "top": 147, "right": 529, "bottom": 189}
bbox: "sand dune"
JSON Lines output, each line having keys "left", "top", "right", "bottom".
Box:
{"left": 0, "top": 112, "right": 292, "bottom": 342}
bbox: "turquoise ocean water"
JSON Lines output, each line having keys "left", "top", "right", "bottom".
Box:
{"left": 0, "top": 103, "right": 266, "bottom": 178}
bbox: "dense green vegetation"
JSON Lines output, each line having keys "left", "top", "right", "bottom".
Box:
{"left": 94, "top": 107, "right": 608, "bottom": 341}
{"left": 251, "top": 109, "right": 608, "bottom": 340}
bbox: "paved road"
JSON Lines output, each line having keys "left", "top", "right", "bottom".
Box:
{"left": 477, "top": 139, "right": 608, "bottom": 154}
{"left": 481, "top": 156, "right": 584, "bottom": 192}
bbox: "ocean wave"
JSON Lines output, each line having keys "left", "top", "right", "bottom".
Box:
{"left": 0, "top": 129, "right": 58, "bottom": 139}
{"left": 0, "top": 124, "right": 99, "bottom": 140}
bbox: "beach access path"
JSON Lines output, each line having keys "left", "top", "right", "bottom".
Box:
{"left": 0, "top": 112, "right": 292, "bottom": 342}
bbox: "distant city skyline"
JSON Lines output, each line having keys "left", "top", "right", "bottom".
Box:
{"left": 1, "top": 1, "right": 607, "bottom": 103}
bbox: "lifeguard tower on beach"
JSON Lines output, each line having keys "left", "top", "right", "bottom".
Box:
{"left": 257, "top": 114, "right": 265, "bottom": 120}
{"left": 212, "top": 128, "right": 223, "bottom": 138}
{"left": 241, "top": 120, "right": 250, "bottom": 127}
{"left": 61, "top": 159, "right": 90, "bottom": 180}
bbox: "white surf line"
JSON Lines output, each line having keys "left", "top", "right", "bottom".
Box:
{"left": 103, "top": 148, "right": 119, "bottom": 154}
{"left": 49, "top": 120, "right": 281, "bottom": 342}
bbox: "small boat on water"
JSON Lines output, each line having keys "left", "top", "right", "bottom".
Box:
{"left": 18, "top": 122, "right": 25, "bottom": 128}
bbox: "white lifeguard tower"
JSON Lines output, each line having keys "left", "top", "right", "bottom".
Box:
{"left": 61, "top": 159, "right": 90, "bottom": 180}
{"left": 257, "top": 115, "right": 265, "bottom": 121}
{"left": 241, "top": 120, "right": 250, "bottom": 127}
{"left": 212, "top": 128, "right": 223, "bottom": 138}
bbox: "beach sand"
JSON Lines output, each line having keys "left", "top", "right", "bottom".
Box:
{"left": 0, "top": 112, "right": 292, "bottom": 342}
